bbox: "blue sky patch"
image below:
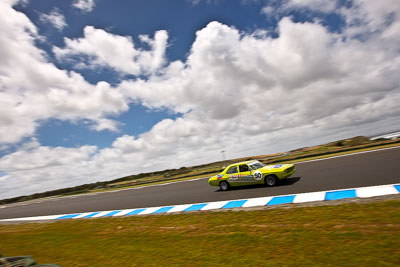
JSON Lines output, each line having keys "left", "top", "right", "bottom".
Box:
{"left": 35, "top": 104, "right": 181, "bottom": 149}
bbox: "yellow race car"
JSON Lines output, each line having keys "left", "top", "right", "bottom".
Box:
{"left": 208, "top": 160, "right": 295, "bottom": 191}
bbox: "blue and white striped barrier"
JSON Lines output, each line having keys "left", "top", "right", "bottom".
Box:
{"left": 1, "top": 183, "right": 399, "bottom": 222}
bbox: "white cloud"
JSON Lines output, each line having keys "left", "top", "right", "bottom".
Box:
{"left": 117, "top": 15, "right": 400, "bottom": 146}
{"left": 261, "top": 0, "right": 338, "bottom": 20}
{"left": 119, "top": 19, "right": 342, "bottom": 117}
{"left": 1, "top": 0, "right": 400, "bottom": 199}
{"left": 0, "top": 138, "right": 97, "bottom": 172}
{"left": 53, "top": 27, "right": 168, "bottom": 76}
{"left": 39, "top": 8, "right": 66, "bottom": 31}
{"left": 72, "top": 0, "right": 96, "bottom": 13}
{"left": 0, "top": 1, "right": 128, "bottom": 144}
{"left": 284, "top": 0, "right": 338, "bottom": 13}
{"left": 261, "top": 6, "right": 275, "bottom": 17}
{"left": 341, "top": 0, "right": 400, "bottom": 44}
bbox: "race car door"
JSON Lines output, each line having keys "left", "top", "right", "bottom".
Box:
{"left": 238, "top": 164, "right": 257, "bottom": 185}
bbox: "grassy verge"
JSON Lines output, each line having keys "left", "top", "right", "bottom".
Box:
{"left": 280, "top": 142, "right": 400, "bottom": 164}
{"left": 0, "top": 199, "right": 399, "bottom": 266}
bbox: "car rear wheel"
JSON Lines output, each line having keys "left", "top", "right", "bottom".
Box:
{"left": 265, "top": 175, "right": 278, "bottom": 187}
{"left": 219, "top": 181, "right": 230, "bottom": 191}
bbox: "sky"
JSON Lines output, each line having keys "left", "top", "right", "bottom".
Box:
{"left": 0, "top": 0, "right": 399, "bottom": 200}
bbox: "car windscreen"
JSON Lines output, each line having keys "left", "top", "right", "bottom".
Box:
{"left": 249, "top": 162, "right": 265, "bottom": 170}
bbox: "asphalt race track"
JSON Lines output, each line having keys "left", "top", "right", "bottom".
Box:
{"left": 1, "top": 147, "right": 399, "bottom": 220}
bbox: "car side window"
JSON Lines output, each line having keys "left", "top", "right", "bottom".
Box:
{"left": 239, "top": 164, "right": 249, "bottom": 172}
{"left": 226, "top": 166, "right": 238, "bottom": 174}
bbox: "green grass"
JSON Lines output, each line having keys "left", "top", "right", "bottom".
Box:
{"left": 1, "top": 199, "right": 399, "bottom": 266}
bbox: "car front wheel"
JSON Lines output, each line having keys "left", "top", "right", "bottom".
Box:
{"left": 265, "top": 175, "right": 278, "bottom": 187}
{"left": 219, "top": 181, "right": 230, "bottom": 191}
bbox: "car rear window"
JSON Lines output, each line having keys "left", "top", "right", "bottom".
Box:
{"left": 226, "top": 166, "right": 238, "bottom": 174}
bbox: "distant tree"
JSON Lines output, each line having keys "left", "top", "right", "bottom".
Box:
{"left": 336, "top": 140, "right": 345, "bottom": 146}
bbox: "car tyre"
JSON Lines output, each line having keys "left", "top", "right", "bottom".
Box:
{"left": 219, "top": 181, "right": 230, "bottom": 191}
{"left": 265, "top": 175, "right": 278, "bottom": 187}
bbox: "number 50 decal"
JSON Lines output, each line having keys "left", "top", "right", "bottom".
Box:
{"left": 253, "top": 171, "right": 262, "bottom": 181}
